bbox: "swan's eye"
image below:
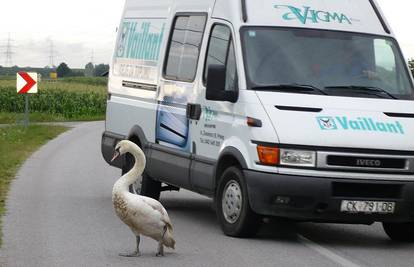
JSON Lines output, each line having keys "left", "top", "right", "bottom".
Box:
{"left": 115, "top": 147, "right": 121, "bottom": 153}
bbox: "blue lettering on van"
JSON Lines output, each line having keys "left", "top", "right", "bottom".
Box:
{"left": 317, "top": 116, "right": 405, "bottom": 134}
{"left": 203, "top": 106, "right": 218, "bottom": 122}
{"left": 117, "top": 20, "right": 165, "bottom": 61}
{"left": 274, "top": 5, "right": 352, "bottom": 25}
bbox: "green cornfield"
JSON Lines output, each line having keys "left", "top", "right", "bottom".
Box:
{"left": 0, "top": 78, "right": 107, "bottom": 120}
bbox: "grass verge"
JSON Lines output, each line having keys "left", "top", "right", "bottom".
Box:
{"left": 0, "top": 112, "right": 105, "bottom": 124}
{"left": 0, "top": 125, "right": 68, "bottom": 245}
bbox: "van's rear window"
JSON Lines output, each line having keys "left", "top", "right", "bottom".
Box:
{"left": 164, "top": 15, "right": 207, "bottom": 82}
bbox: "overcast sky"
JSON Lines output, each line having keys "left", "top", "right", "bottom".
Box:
{"left": 0, "top": 0, "right": 413, "bottom": 68}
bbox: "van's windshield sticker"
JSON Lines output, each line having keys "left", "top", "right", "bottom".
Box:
{"left": 317, "top": 116, "right": 405, "bottom": 135}
{"left": 248, "top": 31, "right": 256, "bottom": 38}
{"left": 274, "top": 5, "right": 353, "bottom": 25}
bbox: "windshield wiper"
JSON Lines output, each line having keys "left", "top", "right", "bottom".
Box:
{"left": 252, "top": 84, "right": 328, "bottom": 95}
{"left": 324, "top": 86, "right": 398, "bottom": 99}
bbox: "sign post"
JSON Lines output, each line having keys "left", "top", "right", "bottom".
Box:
{"left": 24, "top": 94, "right": 29, "bottom": 127}
{"left": 16, "top": 72, "right": 38, "bottom": 127}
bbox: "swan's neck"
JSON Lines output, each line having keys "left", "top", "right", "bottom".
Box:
{"left": 117, "top": 148, "right": 146, "bottom": 190}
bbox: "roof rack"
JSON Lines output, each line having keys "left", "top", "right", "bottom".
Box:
{"left": 241, "top": 0, "right": 248, "bottom": 22}
{"left": 369, "top": 0, "right": 390, "bottom": 34}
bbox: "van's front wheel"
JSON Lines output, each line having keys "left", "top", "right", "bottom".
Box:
{"left": 383, "top": 222, "right": 414, "bottom": 242}
{"left": 216, "top": 166, "right": 261, "bottom": 237}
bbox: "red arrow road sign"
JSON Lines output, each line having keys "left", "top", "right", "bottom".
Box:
{"left": 17, "top": 72, "right": 37, "bottom": 94}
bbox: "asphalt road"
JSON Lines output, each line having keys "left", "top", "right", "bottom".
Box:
{"left": 1, "top": 121, "right": 414, "bottom": 267}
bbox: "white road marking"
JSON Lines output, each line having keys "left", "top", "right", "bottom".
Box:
{"left": 297, "top": 234, "right": 363, "bottom": 267}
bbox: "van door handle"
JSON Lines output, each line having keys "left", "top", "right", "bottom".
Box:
{"left": 186, "top": 103, "right": 202, "bottom": 120}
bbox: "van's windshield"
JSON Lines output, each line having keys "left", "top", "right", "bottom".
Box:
{"left": 241, "top": 27, "right": 414, "bottom": 100}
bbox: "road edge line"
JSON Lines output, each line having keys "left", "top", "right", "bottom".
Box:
{"left": 297, "top": 234, "right": 362, "bottom": 267}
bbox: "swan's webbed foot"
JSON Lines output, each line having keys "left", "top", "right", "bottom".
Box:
{"left": 156, "top": 242, "right": 164, "bottom": 257}
{"left": 119, "top": 251, "right": 141, "bottom": 257}
{"left": 119, "top": 235, "right": 141, "bottom": 257}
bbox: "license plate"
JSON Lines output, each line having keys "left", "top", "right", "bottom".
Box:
{"left": 340, "top": 200, "right": 395, "bottom": 214}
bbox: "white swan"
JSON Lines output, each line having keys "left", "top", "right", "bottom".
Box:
{"left": 111, "top": 140, "right": 175, "bottom": 257}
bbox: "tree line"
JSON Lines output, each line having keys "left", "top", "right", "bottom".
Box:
{"left": 1, "top": 60, "right": 413, "bottom": 78}
{"left": 57, "top": 62, "right": 109, "bottom": 78}
{"left": 0, "top": 62, "right": 109, "bottom": 78}
{"left": 48, "top": 59, "right": 414, "bottom": 78}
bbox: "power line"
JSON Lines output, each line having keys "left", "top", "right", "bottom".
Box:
{"left": 2, "top": 33, "right": 15, "bottom": 67}
{"left": 48, "top": 40, "right": 57, "bottom": 68}
{"left": 90, "top": 49, "right": 95, "bottom": 65}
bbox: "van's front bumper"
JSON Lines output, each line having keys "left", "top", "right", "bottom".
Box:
{"left": 244, "top": 170, "right": 414, "bottom": 223}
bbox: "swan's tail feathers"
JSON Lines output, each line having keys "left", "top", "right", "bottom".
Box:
{"left": 162, "top": 223, "right": 176, "bottom": 249}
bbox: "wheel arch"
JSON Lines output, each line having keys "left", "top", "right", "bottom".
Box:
{"left": 214, "top": 147, "right": 248, "bottom": 190}
{"left": 127, "top": 125, "right": 149, "bottom": 149}
{"left": 122, "top": 125, "right": 149, "bottom": 173}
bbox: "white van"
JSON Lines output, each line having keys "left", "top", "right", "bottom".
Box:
{"left": 102, "top": 0, "right": 414, "bottom": 240}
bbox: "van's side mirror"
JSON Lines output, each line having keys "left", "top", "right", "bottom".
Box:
{"left": 206, "top": 65, "right": 238, "bottom": 103}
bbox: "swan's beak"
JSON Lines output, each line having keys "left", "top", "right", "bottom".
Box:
{"left": 111, "top": 151, "right": 120, "bottom": 162}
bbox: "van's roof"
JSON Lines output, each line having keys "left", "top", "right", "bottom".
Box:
{"left": 215, "top": 0, "right": 391, "bottom": 36}
{"left": 123, "top": 0, "right": 392, "bottom": 36}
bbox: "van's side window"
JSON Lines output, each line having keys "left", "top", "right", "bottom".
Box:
{"left": 204, "top": 24, "right": 238, "bottom": 91}
{"left": 165, "top": 15, "right": 207, "bottom": 82}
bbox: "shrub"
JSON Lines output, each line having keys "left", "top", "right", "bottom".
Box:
{"left": 61, "top": 77, "right": 108, "bottom": 86}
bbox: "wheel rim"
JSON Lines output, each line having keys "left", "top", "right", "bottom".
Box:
{"left": 222, "top": 180, "right": 243, "bottom": 224}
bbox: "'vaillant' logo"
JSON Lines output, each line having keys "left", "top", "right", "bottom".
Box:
{"left": 317, "top": 116, "right": 405, "bottom": 135}
{"left": 117, "top": 20, "right": 165, "bottom": 61}
{"left": 274, "top": 5, "right": 352, "bottom": 25}
{"left": 318, "top": 117, "right": 338, "bottom": 130}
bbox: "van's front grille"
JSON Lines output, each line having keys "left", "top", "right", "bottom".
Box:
{"left": 327, "top": 156, "right": 406, "bottom": 169}
{"left": 317, "top": 152, "right": 414, "bottom": 174}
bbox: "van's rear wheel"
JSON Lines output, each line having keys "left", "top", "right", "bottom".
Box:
{"left": 216, "top": 166, "right": 261, "bottom": 237}
{"left": 122, "top": 152, "right": 161, "bottom": 200}
{"left": 383, "top": 222, "right": 414, "bottom": 242}
{"left": 139, "top": 174, "right": 161, "bottom": 200}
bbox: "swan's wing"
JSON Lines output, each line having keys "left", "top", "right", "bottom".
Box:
{"left": 140, "top": 196, "right": 173, "bottom": 229}
{"left": 123, "top": 194, "right": 173, "bottom": 229}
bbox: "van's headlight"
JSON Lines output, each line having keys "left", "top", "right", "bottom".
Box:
{"left": 279, "top": 149, "right": 316, "bottom": 167}
{"left": 256, "top": 146, "right": 316, "bottom": 167}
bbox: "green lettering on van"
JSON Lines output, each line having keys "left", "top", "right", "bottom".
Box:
{"left": 203, "top": 106, "right": 218, "bottom": 122}
{"left": 117, "top": 20, "right": 165, "bottom": 61}
{"left": 317, "top": 116, "right": 405, "bottom": 135}
{"left": 275, "top": 5, "right": 352, "bottom": 25}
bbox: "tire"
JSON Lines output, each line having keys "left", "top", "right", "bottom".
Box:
{"left": 122, "top": 151, "right": 161, "bottom": 200}
{"left": 140, "top": 174, "right": 161, "bottom": 200}
{"left": 216, "top": 166, "right": 261, "bottom": 237}
{"left": 383, "top": 222, "right": 414, "bottom": 242}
